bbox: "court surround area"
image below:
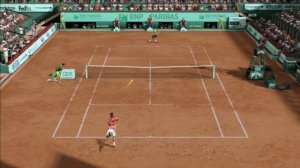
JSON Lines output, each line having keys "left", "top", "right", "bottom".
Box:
{"left": 53, "top": 45, "right": 247, "bottom": 139}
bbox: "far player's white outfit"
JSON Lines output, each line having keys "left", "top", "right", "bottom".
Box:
{"left": 106, "top": 128, "right": 116, "bottom": 137}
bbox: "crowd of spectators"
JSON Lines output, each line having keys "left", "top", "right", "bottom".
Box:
{"left": 272, "top": 9, "right": 300, "bottom": 39}
{"left": 60, "top": 1, "right": 238, "bottom": 12}
{"left": 252, "top": 16, "right": 300, "bottom": 56}
{"left": 1, "top": 0, "right": 298, "bottom": 3}
{"left": 0, "top": 31, "right": 32, "bottom": 64}
{"left": 0, "top": 10, "right": 33, "bottom": 64}
{"left": 0, "top": 11, "right": 25, "bottom": 32}
{"left": 0, "top": 22, "right": 55, "bottom": 65}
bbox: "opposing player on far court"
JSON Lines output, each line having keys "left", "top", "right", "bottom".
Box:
{"left": 106, "top": 112, "right": 119, "bottom": 147}
{"left": 148, "top": 29, "right": 159, "bottom": 43}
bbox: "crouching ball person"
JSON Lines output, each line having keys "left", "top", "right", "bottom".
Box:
{"left": 106, "top": 112, "right": 119, "bottom": 147}
{"left": 47, "top": 69, "right": 62, "bottom": 82}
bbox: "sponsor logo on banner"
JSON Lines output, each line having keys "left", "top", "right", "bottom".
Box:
{"left": 61, "top": 69, "right": 76, "bottom": 80}
{"left": 11, "top": 60, "right": 20, "bottom": 72}
{"left": 149, "top": 13, "right": 179, "bottom": 21}
{"left": 246, "top": 25, "right": 261, "bottom": 40}
{"left": 19, "top": 52, "right": 29, "bottom": 63}
{"left": 119, "top": 14, "right": 128, "bottom": 22}
{"left": 0, "top": 4, "right": 53, "bottom": 12}
{"left": 245, "top": 4, "right": 300, "bottom": 11}
{"left": 229, "top": 17, "right": 247, "bottom": 29}
{"left": 265, "top": 41, "right": 280, "bottom": 55}
{"left": 40, "top": 37, "right": 45, "bottom": 43}
{"left": 8, "top": 51, "right": 29, "bottom": 73}
{"left": 28, "top": 41, "right": 42, "bottom": 55}
{"left": 72, "top": 13, "right": 102, "bottom": 21}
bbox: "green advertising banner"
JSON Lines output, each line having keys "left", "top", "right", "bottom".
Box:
{"left": 244, "top": 4, "right": 300, "bottom": 11}
{"left": 0, "top": 4, "right": 53, "bottom": 12}
{"left": 61, "top": 12, "right": 239, "bottom": 22}
{"left": 265, "top": 41, "right": 280, "bottom": 55}
{"left": 228, "top": 17, "right": 247, "bottom": 29}
{"left": 246, "top": 24, "right": 262, "bottom": 40}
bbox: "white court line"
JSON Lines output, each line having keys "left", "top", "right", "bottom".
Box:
{"left": 189, "top": 46, "right": 224, "bottom": 137}
{"left": 54, "top": 136, "right": 248, "bottom": 139}
{"left": 149, "top": 60, "right": 152, "bottom": 105}
{"left": 203, "top": 46, "right": 249, "bottom": 138}
{"left": 117, "top": 45, "right": 191, "bottom": 48}
{"left": 91, "top": 103, "right": 148, "bottom": 106}
{"left": 90, "top": 103, "right": 211, "bottom": 106}
{"left": 52, "top": 46, "right": 100, "bottom": 138}
{"left": 87, "top": 65, "right": 213, "bottom": 69}
{"left": 107, "top": 57, "right": 186, "bottom": 60}
{"left": 76, "top": 48, "right": 111, "bottom": 137}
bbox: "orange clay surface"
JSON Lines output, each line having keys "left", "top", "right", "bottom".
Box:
{"left": 1, "top": 31, "right": 300, "bottom": 168}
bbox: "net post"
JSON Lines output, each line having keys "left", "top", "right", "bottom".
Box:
{"left": 85, "top": 65, "right": 88, "bottom": 79}
{"left": 213, "top": 65, "right": 216, "bottom": 79}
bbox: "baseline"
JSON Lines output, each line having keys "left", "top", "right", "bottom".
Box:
{"left": 54, "top": 136, "right": 248, "bottom": 139}
{"left": 90, "top": 103, "right": 211, "bottom": 106}
{"left": 107, "top": 57, "right": 186, "bottom": 60}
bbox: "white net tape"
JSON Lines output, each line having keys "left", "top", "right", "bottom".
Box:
{"left": 85, "top": 65, "right": 216, "bottom": 79}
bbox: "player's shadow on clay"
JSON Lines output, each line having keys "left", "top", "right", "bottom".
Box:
{"left": 96, "top": 139, "right": 114, "bottom": 151}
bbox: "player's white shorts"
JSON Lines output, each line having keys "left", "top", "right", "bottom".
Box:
{"left": 106, "top": 128, "right": 116, "bottom": 137}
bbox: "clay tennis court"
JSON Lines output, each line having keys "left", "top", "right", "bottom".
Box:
{"left": 1, "top": 31, "right": 300, "bottom": 168}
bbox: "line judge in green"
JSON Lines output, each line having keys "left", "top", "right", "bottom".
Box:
{"left": 60, "top": 15, "right": 66, "bottom": 30}
{"left": 218, "top": 17, "right": 225, "bottom": 29}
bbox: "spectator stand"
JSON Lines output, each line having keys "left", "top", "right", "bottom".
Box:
{"left": 247, "top": 21, "right": 300, "bottom": 85}
{"left": 1, "top": 9, "right": 29, "bottom": 65}
{"left": 1, "top": 2, "right": 60, "bottom": 65}
{"left": 0, "top": 9, "right": 29, "bottom": 84}
{"left": 0, "top": 3, "right": 59, "bottom": 83}
{"left": 58, "top": 1, "right": 300, "bottom": 31}
{"left": 59, "top": 1, "right": 238, "bottom": 13}
{"left": 58, "top": 0, "right": 241, "bottom": 30}
{"left": 0, "top": 23, "right": 57, "bottom": 87}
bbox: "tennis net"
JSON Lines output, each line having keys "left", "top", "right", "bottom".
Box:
{"left": 85, "top": 65, "right": 216, "bottom": 79}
